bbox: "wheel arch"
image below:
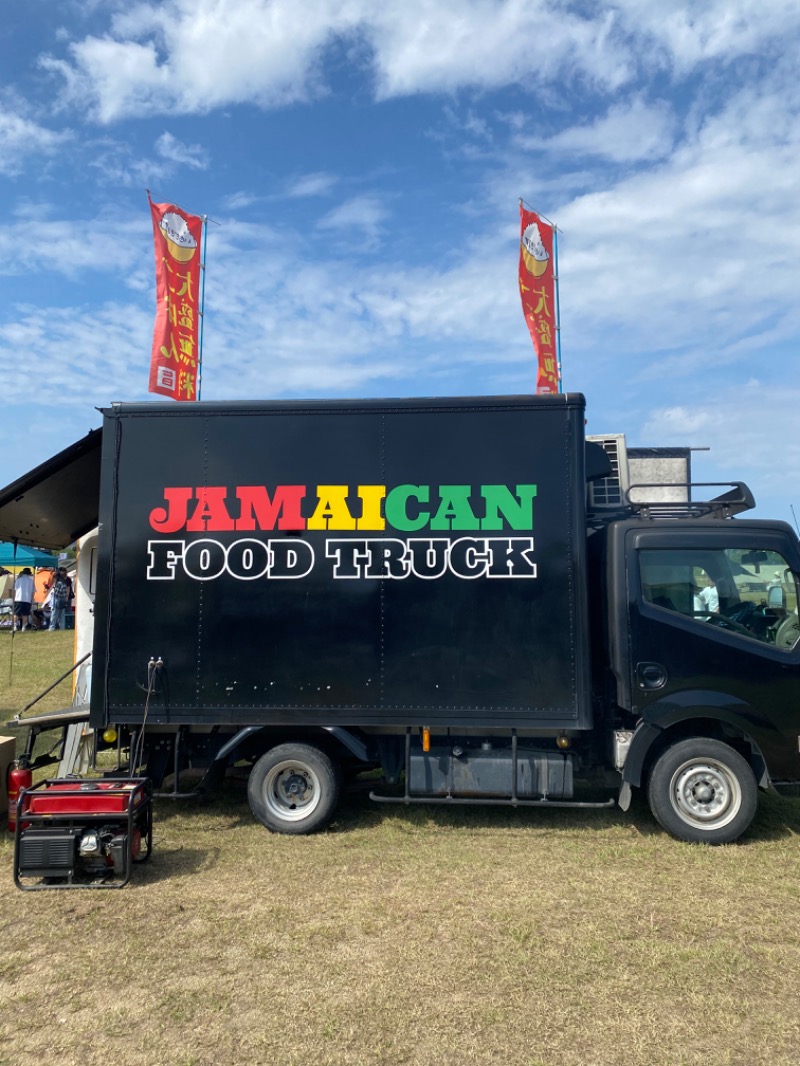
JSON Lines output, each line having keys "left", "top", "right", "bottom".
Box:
{"left": 211, "top": 724, "right": 374, "bottom": 768}
{"left": 623, "top": 712, "right": 769, "bottom": 791}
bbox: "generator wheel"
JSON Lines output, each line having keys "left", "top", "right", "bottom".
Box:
{"left": 247, "top": 743, "right": 340, "bottom": 834}
{"left": 647, "top": 737, "right": 757, "bottom": 844}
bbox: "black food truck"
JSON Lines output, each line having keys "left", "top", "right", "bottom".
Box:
{"left": 3, "top": 392, "right": 800, "bottom": 844}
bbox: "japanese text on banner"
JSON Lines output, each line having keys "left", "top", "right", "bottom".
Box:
{"left": 518, "top": 206, "right": 559, "bottom": 394}
{"left": 148, "top": 195, "right": 203, "bottom": 401}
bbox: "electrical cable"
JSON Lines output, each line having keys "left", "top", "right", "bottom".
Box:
{"left": 130, "top": 657, "right": 160, "bottom": 776}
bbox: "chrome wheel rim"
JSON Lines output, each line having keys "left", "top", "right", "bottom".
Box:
{"left": 669, "top": 759, "right": 742, "bottom": 831}
{"left": 264, "top": 760, "right": 321, "bottom": 823}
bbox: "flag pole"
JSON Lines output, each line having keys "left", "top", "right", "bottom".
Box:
{"left": 196, "top": 214, "right": 208, "bottom": 401}
{"left": 553, "top": 224, "right": 563, "bottom": 393}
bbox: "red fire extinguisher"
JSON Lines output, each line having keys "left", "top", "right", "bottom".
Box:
{"left": 7, "top": 759, "right": 32, "bottom": 834}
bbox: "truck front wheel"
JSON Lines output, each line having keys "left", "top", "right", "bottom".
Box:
{"left": 646, "top": 738, "right": 758, "bottom": 844}
{"left": 247, "top": 743, "right": 340, "bottom": 834}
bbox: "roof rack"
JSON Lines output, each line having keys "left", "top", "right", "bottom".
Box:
{"left": 625, "top": 481, "right": 756, "bottom": 520}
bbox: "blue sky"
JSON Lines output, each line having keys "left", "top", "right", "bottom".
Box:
{"left": 1, "top": 0, "right": 800, "bottom": 522}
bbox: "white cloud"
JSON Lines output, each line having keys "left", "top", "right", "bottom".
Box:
{"left": 155, "top": 131, "right": 208, "bottom": 169}
{"left": 37, "top": 0, "right": 800, "bottom": 126}
{"left": 223, "top": 191, "right": 260, "bottom": 211}
{"left": 613, "top": 0, "right": 800, "bottom": 71}
{"left": 366, "top": 1, "right": 629, "bottom": 99}
{"left": 0, "top": 102, "right": 69, "bottom": 175}
{"left": 40, "top": 40, "right": 167, "bottom": 125}
{"left": 641, "top": 404, "right": 724, "bottom": 440}
{"left": 88, "top": 143, "right": 169, "bottom": 188}
{"left": 641, "top": 383, "right": 800, "bottom": 519}
{"left": 42, "top": 1, "right": 799, "bottom": 123}
{"left": 517, "top": 97, "right": 676, "bottom": 164}
{"left": 0, "top": 206, "right": 523, "bottom": 421}
{"left": 193, "top": 214, "right": 525, "bottom": 404}
{"left": 0, "top": 301, "right": 153, "bottom": 405}
{"left": 45, "top": 0, "right": 360, "bottom": 122}
{"left": 0, "top": 215, "right": 146, "bottom": 278}
{"left": 286, "top": 172, "right": 338, "bottom": 198}
{"left": 84, "top": 130, "right": 208, "bottom": 188}
{"left": 223, "top": 175, "right": 342, "bottom": 212}
{"left": 317, "top": 195, "right": 389, "bottom": 248}
{"left": 521, "top": 68, "right": 800, "bottom": 364}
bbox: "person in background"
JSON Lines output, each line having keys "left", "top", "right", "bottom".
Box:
{"left": 766, "top": 569, "right": 786, "bottom": 609}
{"left": 699, "top": 575, "right": 719, "bottom": 614}
{"left": 13, "top": 567, "right": 36, "bottom": 631}
{"left": 41, "top": 584, "right": 53, "bottom": 629}
{"left": 47, "top": 567, "right": 73, "bottom": 631}
{"left": 768, "top": 570, "right": 784, "bottom": 592}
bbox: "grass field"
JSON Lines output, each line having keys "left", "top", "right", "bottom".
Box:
{"left": 2, "top": 635, "right": 800, "bottom": 1066}
{"left": 0, "top": 629, "right": 79, "bottom": 719}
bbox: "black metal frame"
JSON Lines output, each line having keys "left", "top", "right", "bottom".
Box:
{"left": 626, "top": 481, "right": 755, "bottom": 520}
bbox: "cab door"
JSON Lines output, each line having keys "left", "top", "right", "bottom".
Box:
{"left": 624, "top": 525, "right": 800, "bottom": 781}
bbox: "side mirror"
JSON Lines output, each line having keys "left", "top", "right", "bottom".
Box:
{"left": 767, "top": 585, "right": 785, "bottom": 609}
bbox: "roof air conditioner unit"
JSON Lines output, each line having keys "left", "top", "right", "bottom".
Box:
{"left": 587, "top": 433, "right": 629, "bottom": 509}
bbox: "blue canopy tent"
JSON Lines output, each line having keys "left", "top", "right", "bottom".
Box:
{"left": 0, "top": 542, "right": 60, "bottom": 629}
{"left": 0, "top": 543, "right": 59, "bottom": 569}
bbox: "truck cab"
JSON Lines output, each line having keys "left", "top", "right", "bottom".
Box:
{"left": 594, "top": 483, "right": 800, "bottom": 842}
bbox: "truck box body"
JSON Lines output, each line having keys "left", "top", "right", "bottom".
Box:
{"left": 92, "top": 394, "right": 592, "bottom": 730}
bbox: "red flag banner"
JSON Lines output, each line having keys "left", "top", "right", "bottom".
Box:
{"left": 148, "top": 194, "right": 203, "bottom": 401}
{"left": 518, "top": 205, "right": 558, "bottom": 394}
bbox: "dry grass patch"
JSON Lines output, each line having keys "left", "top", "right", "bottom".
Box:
{"left": 2, "top": 636, "right": 800, "bottom": 1064}
{"left": 2, "top": 789, "right": 800, "bottom": 1066}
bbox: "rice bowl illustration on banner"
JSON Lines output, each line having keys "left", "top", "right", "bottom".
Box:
{"left": 159, "top": 211, "right": 198, "bottom": 263}
{"left": 518, "top": 203, "right": 560, "bottom": 395}
{"left": 521, "top": 221, "right": 549, "bottom": 277}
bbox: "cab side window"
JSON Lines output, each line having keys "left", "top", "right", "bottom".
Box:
{"left": 639, "top": 549, "right": 696, "bottom": 617}
{"left": 639, "top": 547, "right": 799, "bottom": 648}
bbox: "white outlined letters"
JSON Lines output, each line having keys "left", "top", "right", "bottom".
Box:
{"left": 148, "top": 536, "right": 536, "bottom": 582}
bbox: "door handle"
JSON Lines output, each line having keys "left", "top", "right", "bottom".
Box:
{"left": 636, "top": 661, "right": 668, "bottom": 690}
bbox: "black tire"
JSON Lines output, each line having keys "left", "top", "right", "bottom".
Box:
{"left": 646, "top": 737, "right": 758, "bottom": 844}
{"left": 247, "top": 743, "right": 340, "bottom": 834}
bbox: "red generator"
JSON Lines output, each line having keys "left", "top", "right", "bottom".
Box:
{"left": 13, "top": 777, "right": 152, "bottom": 890}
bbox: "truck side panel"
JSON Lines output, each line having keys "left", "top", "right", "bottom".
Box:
{"left": 91, "top": 396, "right": 592, "bottom": 730}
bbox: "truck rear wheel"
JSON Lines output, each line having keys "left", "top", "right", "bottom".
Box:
{"left": 247, "top": 743, "right": 340, "bottom": 834}
{"left": 646, "top": 737, "right": 757, "bottom": 844}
